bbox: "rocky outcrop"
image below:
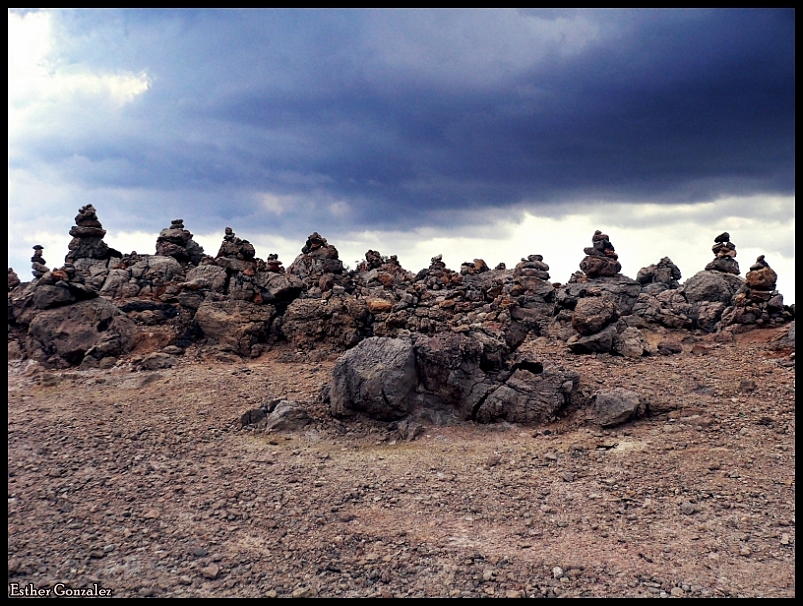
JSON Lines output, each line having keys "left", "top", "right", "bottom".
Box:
{"left": 24, "top": 298, "right": 135, "bottom": 368}
{"left": 278, "top": 295, "right": 370, "bottom": 351}
{"left": 682, "top": 270, "right": 744, "bottom": 332}
{"left": 194, "top": 299, "right": 276, "bottom": 357}
{"left": 8, "top": 209, "right": 794, "bottom": 373}
{"left": 637, "top": 257, "right": 682, "bottom": 294}
{"left": 474, "top": 364, "right": 580, "bottom": 424}
{"left": 328, "top": 333, "right": 581, "bottom": 425}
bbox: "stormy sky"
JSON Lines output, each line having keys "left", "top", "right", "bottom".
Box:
{"left": 8, "top": 9, "right": 795, "bottom": 301}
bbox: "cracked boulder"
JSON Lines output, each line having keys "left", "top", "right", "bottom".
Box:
{"left": 475, "top": 364, "right": 580, "bottom": 424}
{"left": 24, "top": 298, "right": 136, "bottom": 368}
{"left": 330, "top": 337, "right": 418, "bottom": 421}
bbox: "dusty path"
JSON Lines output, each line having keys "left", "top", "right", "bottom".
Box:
{"left": 7, "top": 335, "right": 795, "bottom": 597}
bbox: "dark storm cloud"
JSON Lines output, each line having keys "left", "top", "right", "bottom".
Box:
{"left": 28, "top": 9, "right": 796, "bottom": 231}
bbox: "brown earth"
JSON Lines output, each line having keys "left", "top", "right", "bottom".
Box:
{"left": 7, "top": 330, "right": 795, "bottom": 598}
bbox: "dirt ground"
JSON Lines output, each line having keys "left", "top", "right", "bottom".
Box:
{"left": 7, "top": 330, "right": 795, "bottom": 598}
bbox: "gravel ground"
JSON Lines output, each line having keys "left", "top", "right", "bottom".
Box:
{"left": 8, "top": 330, "right": 795, "bottom": 598}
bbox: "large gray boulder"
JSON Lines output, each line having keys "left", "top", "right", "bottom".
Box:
{"left": 593, "top": 388, "right": 645, "bottom": 427}
{"left": 184, "top": 264, "right": 227, "bottom": 293}
{"left": 330, "top": 337, "right": 418, "bottom": 421}
{"left": 682, "top": 270, "right": 743, "bottom": 305}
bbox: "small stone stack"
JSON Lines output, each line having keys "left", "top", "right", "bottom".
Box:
{"left": 415, "top": 255, "right": 462, "bottom": 291}
{"left": 513, "top": 255, "right": 550, "bottom": 281}
{"left": 66, "top": 204, "right": 112, "bottom": 262}
{"left": 460, "top": 259, "right": 490, "bottom": 276}
{"left": 721, "top": 255, "right": 791, "bottom": 327}
{"left": 636, "top": 257, "right": 682, "bottom": 293}
{"left": 31, "top": 245, "right": 49, "bottom": 279}
{"left": 155, "top": 219, "right": 205, "bottom": 265}
{"left": 286, "top": 232, "right": 346, "bottom": 296}
{"left": 705, "top": 232, "right": 739, "bottom": 274}
{"left": 216, "top": 227, "right": 256, "bottom": 261}
{"left": 358, "top": 250, "right": 384, "bottom": 272}
{"left": 8, "top": 267, "right": 21, "bottom": 291}
{"left": 264, "top": 253, "right": 285, "bottom": 274}
{"left": 579, "top": 230, "right": 622, "bottom": 278}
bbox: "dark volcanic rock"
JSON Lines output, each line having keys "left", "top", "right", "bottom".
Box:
{"left": 8, "top": 267, "right": 21, "bottom": 291}
{"left": 330, "top": 337, "right": 418, "bottom": 421}
{"left": 475, "top": 365, "right": 579, "bottom": 424}
{"left": 264, "top": 400, "right": 312, "bottom": 432}
{"left": 683, "top": 271, "right": 743, "bottom": 305}
{"left": 155, "top": 219, "right": 205, "bottom": 265}
{"left": 24, "top": 298, "right": 136, "bottom": 367}
{"left": 571, "top": 296, "right": 619, "bottom": 336}
{"left": 279, "top": 295, "right": 370, "bottom": 351}
{"left": 637, "top": 257, "right": 682, "bottom": 289}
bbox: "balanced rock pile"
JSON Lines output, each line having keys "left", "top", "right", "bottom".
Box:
{"left": 216, "top": 227, "right": 256, "bottom": 263}
{"left": 720, "top": 255, "right": 792, "bottom": 328}
{"left": 637, "top": 257, "right": 682, "bottom": 293}
{"left": 30, "top": 245, "right": 49, "bottom": 279}
{"left": 66, "top": 204, "right": 117, "bottom": 264}
{"left": 286, "top": 232, "right": 347, "bottom": 296}
{"left": 681, "top": 233, "right": 745, "bottom": 332}
{"left": 551, "top": 231, "right": 642, "bottom": 353}
{"left": 579, "top": 230, "right": 621, "bottom": 278}
{"left": 705, "top": 232, "right": 739, "bottom": 274}
{"left": 8, "top": 208, "right": 795, "bottom": 372}
{"left": 155, "top": 219, "right": 205, "bottom": 265}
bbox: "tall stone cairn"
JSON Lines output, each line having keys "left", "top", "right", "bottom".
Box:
{"left": 66, "top": 204, "right": 111, "bottom": 262}
{"left": 704, "top": 232, "right": 739, "bottom": 275}
{"left": 31, "top": 245, "right": 49, "bottom": 279}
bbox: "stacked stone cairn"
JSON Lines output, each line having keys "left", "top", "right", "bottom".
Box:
{"left": 8, "top": 208, "right": 794, "bottom": 373}
{"left": 579, "top": 230, "right": 621, "bottom": 278}
{"left": 460, "top": 259, "right": 490, "bottom": 275}
{"left": 31, "top": 245, "right": 49, "bottom": 279}
{"left": 636, "top": 257, "right": 682, "bottom": 294}
{"left": 66, "top": 204, "right": 116, "bottom": 264}
{"left": 155, "top": 219, "right": 205, "bottom": 265}
{"left": 558, "top": 231, "right": 647, "bottom": 356}
{"left": 286, "top": 232, "right": 346, "bottom": 297}
{"left": 705, "top": 232, "right": 739, "bottom": 274}
{"left": 720, "top": 255, "right": 792, "bottom": 327}
{"left": 263, "top": 253, "right": 285, "bottom": 274}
